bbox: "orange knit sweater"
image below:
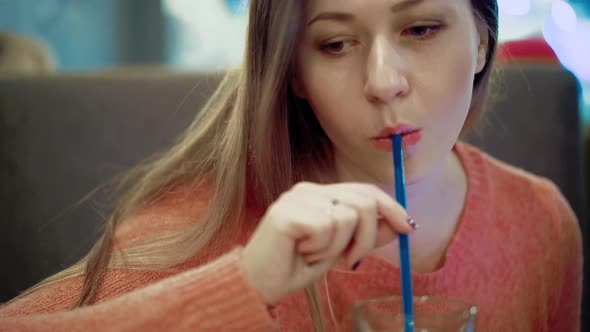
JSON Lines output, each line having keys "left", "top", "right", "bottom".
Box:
{"left": 0, "top": 142, "right": 583, "bottom": 331}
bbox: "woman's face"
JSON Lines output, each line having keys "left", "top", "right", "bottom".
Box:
{"left": 293, "top": 0, "right": 488, "bottom": 184}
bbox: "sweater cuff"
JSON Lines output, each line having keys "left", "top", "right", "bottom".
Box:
{"left": 181, "top": 246, "right": 276, "bottom": 331}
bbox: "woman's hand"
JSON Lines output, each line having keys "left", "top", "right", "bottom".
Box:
{"left": 240, "top": 182, "right": 415, "bottom": 306}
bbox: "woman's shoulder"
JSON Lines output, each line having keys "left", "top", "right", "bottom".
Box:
{"left": 114, "top": 181, "right": 214, "bottom": 248}
{"left": 456, "top": 141, "right": 576, "bottom": 224}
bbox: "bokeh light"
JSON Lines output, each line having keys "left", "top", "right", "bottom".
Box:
{"left": 498, "top": 0, "right": 532, "bottom": 16}
{"left": 544, "top": 8, "right": 590, "bottom": 80}
{"left": 551, "top": 0, "right": 578, "bottom": 31}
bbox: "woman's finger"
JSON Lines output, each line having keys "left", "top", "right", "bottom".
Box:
{"left": 351, "top": 183, "right": 416, "bottom": 233}
{"left": 297, "top": 222, "right": 335, "bottom": 254}
{"left": 304, "top": 203, "right": 358, "bottom": 263}
{"left": 346, "top": 203, "right": 378, "bottom": 267}
{"left": 319, "top": 190, "right": 378, "bottom": 267}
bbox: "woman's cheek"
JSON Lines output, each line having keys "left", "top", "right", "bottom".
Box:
{"left": 306, "top": 79, "right": 355, "bottom": 123}
{"left": 423, "top": 57, "right": 475, "bottom": 121}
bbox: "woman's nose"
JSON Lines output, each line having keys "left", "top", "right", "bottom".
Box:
{"left": 364, "top": 38, "right": 409, "bottom": 103}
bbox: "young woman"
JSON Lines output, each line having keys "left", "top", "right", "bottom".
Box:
{"left": 0, "top": 0, "right": 582, "bottom": 331}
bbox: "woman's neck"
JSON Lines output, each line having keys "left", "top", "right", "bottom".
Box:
{"left": 334, "top": 148, "right": 468, "bottom": 231}
{"left": 375, "top": 149, "right": 469, "bottom": 271}
{"left": 405, "top": 150, "right": 467, "bottom": 227}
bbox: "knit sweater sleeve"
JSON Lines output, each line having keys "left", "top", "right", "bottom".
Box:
{"left": 544, "top": 181, "right": 583, "bottom": 331}
{"left": 0, "top": 247, "right": 276, "bottom": 331}
{"left": 0, "top": 182, "right": 277, "bottom": 331}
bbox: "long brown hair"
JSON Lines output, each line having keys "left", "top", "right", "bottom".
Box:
{"left": 14, "top": 1, "right": 498, "bottom": 331}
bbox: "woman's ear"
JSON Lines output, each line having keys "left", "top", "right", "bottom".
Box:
{"left": 475, "top": 26, "right": 489, "bottom": 74}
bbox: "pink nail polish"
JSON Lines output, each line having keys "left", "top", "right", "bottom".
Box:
{"left": 352, "top": 260, "right": 362, "bottom": 270}
{"left": 406, "top": 215, "right": 418, "bottom": 229}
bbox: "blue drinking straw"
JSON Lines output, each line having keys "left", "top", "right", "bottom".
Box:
{"left": 392, "top": 134, "right": 414, "bottom": 332}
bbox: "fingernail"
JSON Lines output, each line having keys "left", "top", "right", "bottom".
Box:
{"left": 352, "top": 260, "right": 362, "bottom": 270}
{"left": 406, "top": 215, "right": 419, "bottom": 229}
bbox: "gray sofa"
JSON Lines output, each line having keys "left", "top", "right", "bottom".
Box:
{"left": 0, "top": 65, "right": 586, "bottom": 328}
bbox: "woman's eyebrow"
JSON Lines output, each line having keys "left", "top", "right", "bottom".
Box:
{"left": 307, "top": 0, "right": 425, "bottom": 26}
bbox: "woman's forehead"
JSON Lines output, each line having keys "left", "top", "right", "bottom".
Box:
{"left": 302, "top": 0, "right": 466, "bottom": 17}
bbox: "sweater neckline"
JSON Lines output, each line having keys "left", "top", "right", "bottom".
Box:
{"left": 348, "top": 141, "right": 492, "bottom": 288}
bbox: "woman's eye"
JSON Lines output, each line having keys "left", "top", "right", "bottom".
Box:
{"left": 320, "top": 40, "right": 356, "bottom": 55}
{"left": 402, "top": 25, "right": 442, "bottom": 39}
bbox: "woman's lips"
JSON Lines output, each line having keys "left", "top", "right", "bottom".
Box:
{"left": 371, "top": 131, "right": 422, "bottom": 151}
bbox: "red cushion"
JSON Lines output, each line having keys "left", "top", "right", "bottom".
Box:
{"left": 496, "top": 37, "right": 560, "bottom": 65}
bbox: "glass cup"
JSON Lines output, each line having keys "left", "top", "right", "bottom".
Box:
{"left": 352, "top": 296, "right": 477, "bottom": 332}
